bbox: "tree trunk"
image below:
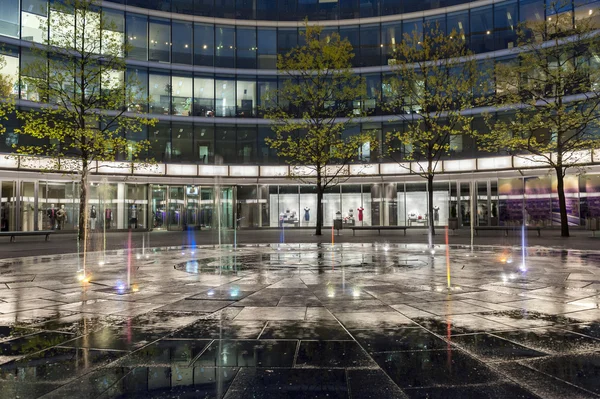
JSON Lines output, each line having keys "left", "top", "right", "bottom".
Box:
{"left": 427, "top": 173, "right": 435, "bottom": 238}
{"left": 78, "top": 171, "right": 88, "bottom": 242}
{"left": 555, "top": 168, "right": 570, "bottom": 237}
{"left": 316, "top": 181, "right": 323, "bottom": 236}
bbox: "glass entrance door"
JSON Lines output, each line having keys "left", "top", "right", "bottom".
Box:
{"left": 220, "top": 187, "right": 234, "bottom": 229}
{"left": 168, "top": 186, "right": 185, "bottom": 230}
{"left": 1, "top": 181, "right": 16, "bottom": 232}
{"left": 152, "top": 186, "right": 167, "bottom": 230}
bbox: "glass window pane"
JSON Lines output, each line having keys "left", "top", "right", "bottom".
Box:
{"left": 381, "top": 22, "right": 401, "bottom": 65}
{"left": 359, "top": 24, "right": 380, "bottom": 67}
{"left": 237, "top": 127, "right": 257, "bottom": 163}
{"left": 277, "top": 28, "right": 298, "bottom": 54}
{"left": 447, "top": 11, "right": 469, "bottom": 45}
{"left": 215, "top": 78, "right": 235, "bottom": 117}
{"left": 257, "top": 76, "right": 277, "bottom": 116}
{"left": 215, "top": 125, "right": 236, "bottom": 163}
{"left": 194, "top": 124, "right": 214, "bottom": 163}
{"left": 126, "top": 66, "right": 148, "bottom": 112}
{"left": 149, "top": 18, "right": 170, "bottom": 63}
{"left": 0, "top": 0, "right": 19, "bottom": 38}
{"left": 194, "top": 0, "right": 214, "bottom": 16}
{"left": 215, "top": 26, "right": 235, "bottom": 68}
{"left": 149, "top": 122, "right": 171, "bottom": 163}
{"left": 470, "top": 6, "right": 494, "bottom": 53}
{"left": 194, "top": 23, "right": 214, "bottom": 66}
{"left": 257, "top": 28, "right": 277, "bottom": 69}
{"left": 236, "top": 27, "right": 257, "bottom": 69}
{"left": 172, "top": 21, "right": 192, "bottom": 65}
{"left": 193, "top": 75, "right": 215, "bottom": 117}
{"left": 126, "top": 14, "right": 147, "bottom": 61}
{"left": 495, "top": 1, "right": 518, "bottom": 49}
{"left": 149, "top": 70, "right": 170, "bottom": 115}
{"left": 236, "top": 80, "right": 256, "bottom": 117}
{"left": 171, "top": 74, "right": 193, "bottom": 116}
{"left": 171, "top": 123, "right": 194, "bottom": 162}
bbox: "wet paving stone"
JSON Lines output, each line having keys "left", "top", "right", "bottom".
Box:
{"left": 346, "top": 369, "right": 408, "bottom": 398}
{"left": 521, "top": 352, "right": 600, "bottom": 394}
{"left": 0, "top": 347, "right": 126, "bottom": 397}
{"left": 156, "top": 299, "right": 234, "bottom": 313}
{"left": 258, "top": 320, "right": 351, "bottom": 340}
{"left": 1, "top": 244, "right": 600, "bottom": 397}
{"left": 373, "top": 350, "right": 500, "bottom": 389}
{"left": 100, "top": 366, "right": 239, "bottom": 399}
{"left": 402, "top": 383, "right": 540, "bottom": 399}
{"left": 352, "top": 327, "right": 447, "bottom": 353}
{"left": 40, "top": 367, "right": 132, "bottom": 398}
{"left": 493, "top": 327, "right": 600, "bottom": 354}
{"left": 115, "top": 339, "right": 212, "bottom": 366}
{"left": 295, "top": 341, "right": 377, "bottom": 368}
{"left": 561, "top": 322, "right": 600, "bottom": 339}
{"left": 494, "top": 362, "right": 595, "bottom": 399}
{"left": 223, "top": 368, "right": 348, "bottom": 399}
{"left": 450, "top": 333, "right": 548, "bottom": 361}
{"left": 171, "top": 320, "right": 266, "bottom": 340}
{"left": 194, "top": 340, "right": 297, "bottom": 368}
{"left": 63, "top": 326, "right": 164, "bottom": 351}
{"left": 0, "top": 331, "right": 74, "bottom": 360}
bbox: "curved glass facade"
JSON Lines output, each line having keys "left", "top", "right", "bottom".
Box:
{"left": 0, "top": 0, "right": 599, "bottom": 232}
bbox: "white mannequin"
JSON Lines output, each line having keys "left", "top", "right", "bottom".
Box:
{"left": 90, "top": 205, "right": 97, "bottom": 230}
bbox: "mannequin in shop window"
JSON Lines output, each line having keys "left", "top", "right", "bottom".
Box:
{"left": 304, "top": 207, "right": 310, "bottom": 223}
{"left": 47, "top": 204, "right": 57, "bottom": 230}
{"left": 105, "top": 208, "right": 112, "bottom": 229}
{"left": 357, "top": 207, "right": 364, "bottom": 225}
{"left": 90, "top": 206, "right": 97, "bottom": 230}
{"left": 130, "top": 205, "right": 138, "bottom": 229}
{"left": 1, "top": 203, "right": 9, "bottom": 231}
{"left": 56, "top": 205, "right": 67, "bottom": 230}
{"left": 433, "top": 206, "right": 439, "bottom": 226}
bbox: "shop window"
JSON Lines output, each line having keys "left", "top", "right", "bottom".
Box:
{"left": 237, "top": 186, "right": 259, "bottom": 228}
{"left": 236, "top": 27, "right": 257, "bottom": 69}
{"left": 126, "top": 184, "right": 148, "bottom": 230}
{"left": 149, "top": 71, "right": 170, "bottom": 115}
{"left": 126, "top": 14, "right": 147, "bottom": 61}
{"left": 0, "top": 0, "right": 19, "bottom": 38}
{"left": 172, "top": 21, "right": 192, "bottom": 65}
{"left": 171, "top": 74, "right": 193, "bottom": 116}
{"left": 215, "top": 78, "right": 235, "bottom": 117}
{"left": 257, "top": 29, "right": 277, "bottom": 69}
{"left": 194, "top": 24, "right": 214, "bottom": 66}
{"left": 194, "top": 124, "right": 214, "bottom": 163}
{"left": 236, "top": 80, "right": 256, "bottom": 117}
{"left": 149, "top": 18, "right": 170, "bottom": 63}
{"left": 215, "top": 26, "right": 235, "bottom": 68}
{"left": 193, "top": 76, "right": 215, "bottom": 117}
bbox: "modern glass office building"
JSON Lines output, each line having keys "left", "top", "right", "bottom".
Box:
{"left": 0, "top": 0, "right": 599, "bottom": 232}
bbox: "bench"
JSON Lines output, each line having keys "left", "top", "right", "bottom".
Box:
{"left": 0, "top": 231, "right": 54, "bottom": 242}
{"left": 474, "top": 226, "right": 542, "bottom": 237}
{"left": 351, "top": 226, "right": 409, "bottom": 236}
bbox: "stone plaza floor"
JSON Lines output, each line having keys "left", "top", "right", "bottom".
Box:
{"left": 0, "top": 243, "right": 599, "bottom": 398}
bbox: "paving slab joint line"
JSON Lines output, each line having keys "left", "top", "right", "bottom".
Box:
{"left": 489, "top": 361, "right": 600, "bottom": 398}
